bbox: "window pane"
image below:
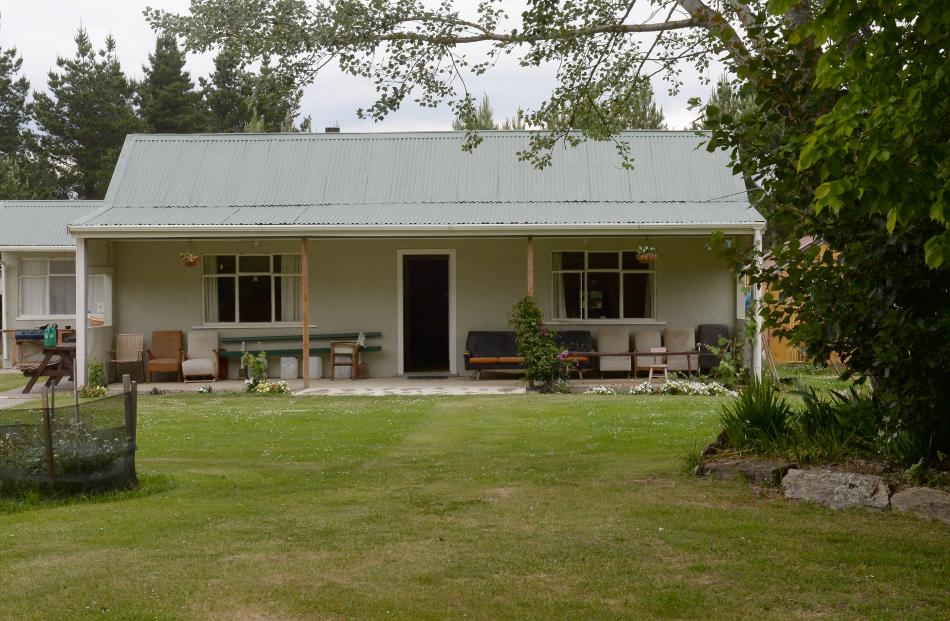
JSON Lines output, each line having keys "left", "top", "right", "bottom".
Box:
{"left": 205, "top": 277, "right": 235, "bottom": 322}
{"left": 239, "top": 255, "right": 270, "bottom": 273}
{"left": 49, "top": 275, "right": 76, "bottom": 315}
{"left": 587, "top": 272, "right": 620, "bottom": 319}
{"left": 20, "top": 259, "right": 47, "bottom": 276}
{"left": 276, "top": 275, "right": 301, "bottom": 322}
{"left": 622, "top": 252, "right": 650, "bottom": 270}
{"left": 206, "top": 255, "right": 236, "bottom": 275}
{"left": 238, "top": 275, "right": 272, "bottom": 322}
{"left": 588, "top": 252, "right": 619, "bottom": 270}
{"left": 553, "top": 252, "right": 584, "bottom": 270}
{"left": 49, "top": 260, "right": 75, "bottom": 275}
{"left": 623, "top": 273, "right": 653, "bottom": 318}
{"left": 553, "top": 272, "right": 582, "bottom": 319}
{"left": 20, "top": 276, "right": 47, "bottom": 315}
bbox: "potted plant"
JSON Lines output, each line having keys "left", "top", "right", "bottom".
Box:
{"left": 636, "top": 245, "right": 658, "bottom": 263}
{"left": 179, "top": 252, "right": 200, "bottom": 267}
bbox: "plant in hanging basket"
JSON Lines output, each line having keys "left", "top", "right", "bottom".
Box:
{"left": 635, "top": 245, "right": 658, "bottom": 263}
{"left": 179, "top": 252, "right": 200, "bottom": 267}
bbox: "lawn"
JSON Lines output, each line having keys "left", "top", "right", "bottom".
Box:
{"left": 0, "top": 369, "right": 26, "bottom": 394}
{"left": 1, "top": 393, "right": 947, "bottom": 620}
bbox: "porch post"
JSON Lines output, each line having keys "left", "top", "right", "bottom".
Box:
{"left": 75, "top": 236, "right": 88, "bottom": 385}
{"left": 526, "top": 236, "right": 534, "bottom": 297}
{"left": 751, "top": 229, "right": 764, "bottom": 380}
{"left": 301, "top": 238, "right": 310, "bottom": 388}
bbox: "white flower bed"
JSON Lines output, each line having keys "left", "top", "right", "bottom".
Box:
{"left": 586, "top": 380, "right": 737, "bottom": 397}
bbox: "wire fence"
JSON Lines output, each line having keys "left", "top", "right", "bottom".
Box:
{"left": 0, "top": 377, "right": 138, "bottom": 494}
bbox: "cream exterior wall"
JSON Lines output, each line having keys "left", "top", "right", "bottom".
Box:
{"left": 109, "top": 236, "right": 742, "bottom": 378}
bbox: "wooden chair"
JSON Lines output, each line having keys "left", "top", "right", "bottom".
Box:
{"left": 147, "top": 331, "right": 184, "bottom": 383}
{"left": 110, "top": 333, "right": 145, "bottom": 382}
{"left": 647, "top": 347, "right": 669, "bottom": 383}
{"left": 330, "top": 341, "right": 360, "bottom": 380}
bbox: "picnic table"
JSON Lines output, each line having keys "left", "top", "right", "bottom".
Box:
{"left": 21, "top": 344, "right": 76, "bottom": 394}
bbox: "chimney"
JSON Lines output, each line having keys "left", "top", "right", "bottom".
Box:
{"left": 325, "top": 126, "right": 340, "bottom": 133}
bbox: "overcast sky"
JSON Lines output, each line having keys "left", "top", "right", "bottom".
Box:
{"left": 1, "top": 0, "right": 721, "bottom": 131}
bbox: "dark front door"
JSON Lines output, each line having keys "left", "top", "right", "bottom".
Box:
{"left": 403, "top": 254, "right": 450, "bottom": 372}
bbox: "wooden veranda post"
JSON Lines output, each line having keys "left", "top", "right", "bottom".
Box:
{"left": 527, "top": 236, "right": 535, "bottom": 298}
{"left": 301, "top": 239, "right": 311, "bottom": 388}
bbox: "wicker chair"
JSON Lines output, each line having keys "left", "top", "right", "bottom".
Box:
{"left": 147, "top": 331, "right": 184, "bottom": 382}
{"left": 110, "top": 333, "right": 145, "bottom": 383}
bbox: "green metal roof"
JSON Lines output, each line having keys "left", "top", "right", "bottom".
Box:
{"left": 75, "top": 131, "right": 762, "bottom": 231}
{"left": 0, "top": 200, "right": 103, "bottom": 247}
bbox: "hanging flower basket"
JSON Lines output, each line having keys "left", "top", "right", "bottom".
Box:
{"left": 636, "top": 245, "right": 658, "bottom": 264}
{"left": 179, "top": 252, "right": 200, "bottom": 267}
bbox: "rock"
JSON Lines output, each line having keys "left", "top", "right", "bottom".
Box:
{"left": 702, "top": 458, "right": 794, "bottom": 487}
{"left": 782, "top": 469, "right": 890, "bottom": 511}
{"left": 890, "top": 487, "right": 950, "bottom": 525}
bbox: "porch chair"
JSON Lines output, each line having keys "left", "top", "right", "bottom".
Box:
{"left": 146, "top": 330, "right": 184, "bottom": 383}
{"left": 330, "top": 341, "right": 360, "bottom": 380}
{"left": 647, "top": 347, "right": 669, "bottom": 383}
{"left": 697, "top": 324, "right": 731, "bottom": 373}
{"left": 182, "top": 331, "right": 219, "bottom": 382}
{"left": 633, "top": 330, "right": 662, "bottom": 377}
{"left": 109, "top": 333, "right": 145, "bottom": 383}
{"left": 597, "top": 326, "right": 632, "bottom": 377}
{"left": 663, "top": 327, "right": 699, "bottom": 375}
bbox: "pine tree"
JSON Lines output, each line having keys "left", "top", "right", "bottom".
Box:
{"left": 33, "top": 29, "right": 143, "bottom": 199}
{"left": 201, "top": 46, "right": 254, "bottom": 132}
{"left": 250, "top": 56, "right": 306, "bottom": 131}
{"left": 138, "top": 33, "right": 206, "bottom": 133}
{"left": 0, "top": 29, "right": 31, "bottom": 156}
{"left": 453, "top": 94, "right": 497, "bottom": 130}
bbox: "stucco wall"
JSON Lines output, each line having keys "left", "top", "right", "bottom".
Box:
{"left": 109, "top": 236, "right": 742, "bottom": 377}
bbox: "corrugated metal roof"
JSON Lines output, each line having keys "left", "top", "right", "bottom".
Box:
{"left": 80, "top": 131, "right": 762, "bottom": 229}
{"left": 0, "top": 200, "right": 103, "bottom": 247}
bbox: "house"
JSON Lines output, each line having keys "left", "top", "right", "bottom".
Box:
{"left": 64, "top": 130, "right": 765, "bottom": 384}
{"left": 0, "top": 200, "right": 103, "bottom": 368}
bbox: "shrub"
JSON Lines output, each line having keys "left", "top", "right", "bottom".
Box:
{"left": 87, "top": 360, "right": 108, "bottom": 388}
{"left": 719, "top": 377, "right": 792, "bottom": 452}
{"left": 241, "top": 351, "right": 269, "bottom": 392}
{"left": 508, "top": 296, "right": 562, "bottom": 389}
{"left": 585, "top": 385, "right": 618, "bottom": 395}
{"left": 78, "top": 384, "right": 108, "bottom": 399}
{"left": 253, "top": 380, "right": 290, "bottom": 394}
{"left": 706, "top": 336, "right": 746, "bottom": 388}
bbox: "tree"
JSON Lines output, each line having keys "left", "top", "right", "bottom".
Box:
{"left": 692, "top": 74, "right": 745, "bottom": 131}
{"left": 150, "top": 0, "right": 950, "bottom": 458}
{"left": 453, "top": 94, "right": 496, "bottom": 130}
{"left": 0, "top": 22, "right": 31, "bottom": 156}
{"left": 202, "top": 47, "right": 308, "bottom": 132}
{"left": 201, "top": 46, "right": 254, "bottom": 132}
{"left": 138, "top": 33, "right": 206, "bottom": 133}
{"left": 33, "top": 29, "right": 143, "bottom": 199}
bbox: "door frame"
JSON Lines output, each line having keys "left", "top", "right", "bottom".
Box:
{"left": 396, "top": 249, "right": 457, "bottom": 375}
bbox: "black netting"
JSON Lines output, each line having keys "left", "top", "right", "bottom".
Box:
{"left": 0, "top": 392, "right": 137, "bottom": 493}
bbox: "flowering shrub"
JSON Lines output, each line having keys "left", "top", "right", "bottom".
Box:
{"left": 196, "top": 385, "right": 213, "bottom": 394}
{"left": 585, "top": 385, "right": 618, "bottom": 395}
{"left": 242, "top": 351, "right": 269, "bottom": 392}
{"left": 78, "top": 384, "right": 108, "bottom": 399}
{"left": 254, "top": 380, "right": 291, "bottom": 395}
{"left": 630, "top": 381, "right": 656, "bottom": 395}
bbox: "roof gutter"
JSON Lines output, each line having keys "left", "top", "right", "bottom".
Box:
{"left": 68, "top": 222, "right": 766, "bottom": 239}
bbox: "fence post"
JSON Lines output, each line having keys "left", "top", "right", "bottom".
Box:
{"left": 123, "top": 374, "right": 138, "bottom": 486}
{"left": 41, "top": 387, "right": 55, "bottom": 481}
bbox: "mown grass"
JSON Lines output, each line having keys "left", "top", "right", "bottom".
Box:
{"left": 777, "top": 363, "right": 853, "bottom": 392}
{"left": 0, "top": 369, "right": 26, "bottom": 394}
{"left": 1, "top": 393, "right": 947, "bottom": 620}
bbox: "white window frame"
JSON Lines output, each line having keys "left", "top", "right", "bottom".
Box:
{"left": 551, "top": 250, "right": 656, "bottom": 322}
{"left": 17, "top": 257, "right": 77, "bottom": 320}
{"left": 201, "top": 253, "right": 302, "bottom": 326}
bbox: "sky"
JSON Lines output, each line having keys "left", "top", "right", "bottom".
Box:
{"left": 0, "top": 0, "right": 722, "bottom": 131}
